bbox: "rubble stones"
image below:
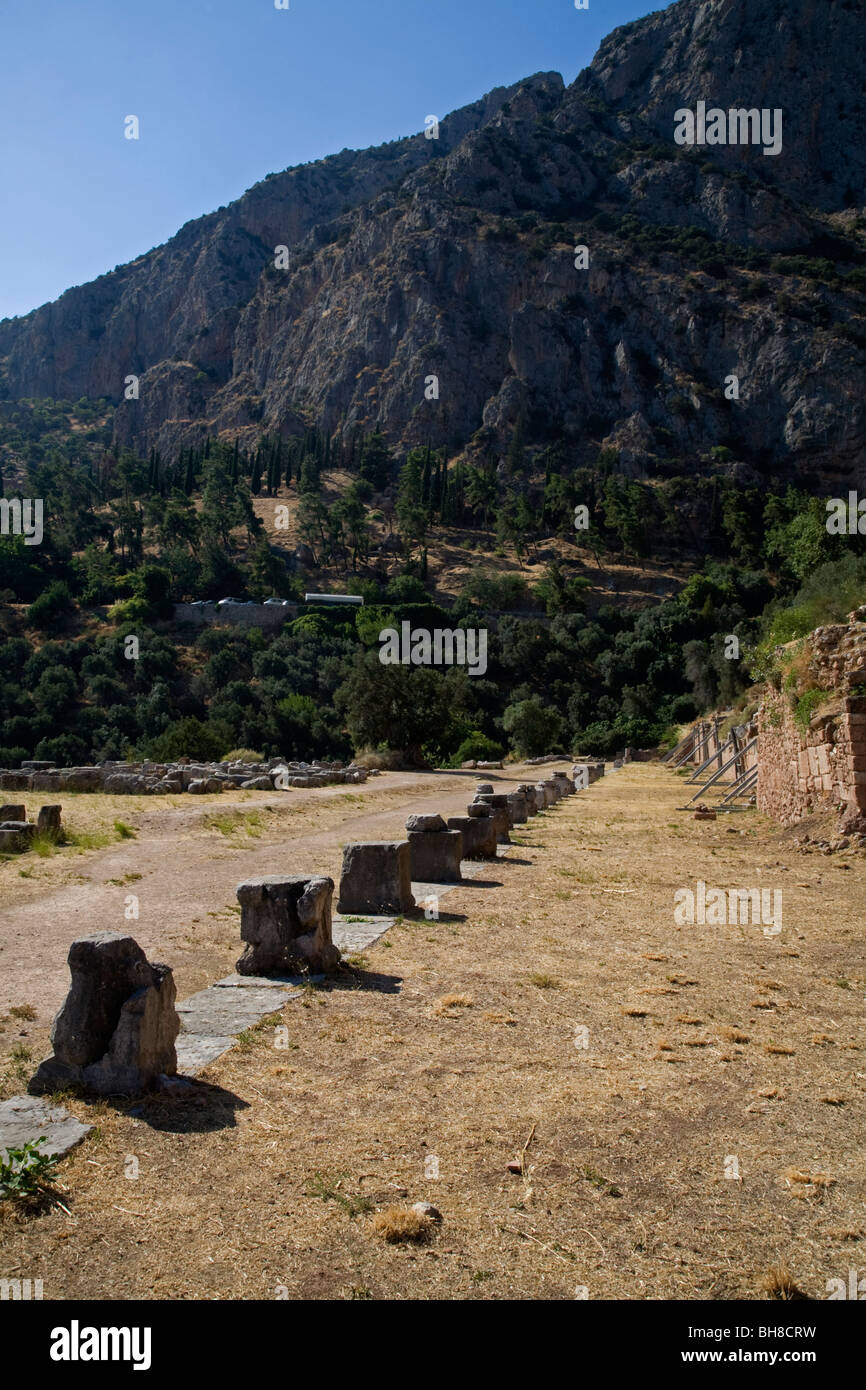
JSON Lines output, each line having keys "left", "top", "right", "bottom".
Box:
{"left": 0, "top": 756, "right": 372, "bottom": 797}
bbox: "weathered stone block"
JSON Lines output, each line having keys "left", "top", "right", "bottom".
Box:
{"left": 37, "top": 805, "right": 62, "bottom": 838}
{"left": 506, "top": 791, "right": 528, "bottom": 823}
{"left": 0, "top": 822, "right": 35, "bottom": 852}
{"left": 535, "top": 782, "right": 553, "bottom": 807}
{"left": 0, "top": 772, "right": 31, "bottom": 791}
{"left": 406, "top": 813, "right": 447, "bottom": 833}
{"left": 447, "top": 815, "right": 497, "bottom": 859}
{"left": 236, "top": 875, "right": 339, "bottom": 976}
{"left": 337, "top": 842, "right": 415, "bottom": 915}
{"left": 517, "top": 784, "right": 538, "bottom": 814}
{"left": 29, "top": 933, "right": 179, "bottom": 1096}
{"left": 407, "top": 828, "right": 463, "bottom": 882}
{"left": 0, "top": 803, "right": 25, "bottom": 822}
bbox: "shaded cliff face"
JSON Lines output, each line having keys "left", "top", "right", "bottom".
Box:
{"left": 0, "top": 0, "right": 864, "bottom": 482}
{"left": 579, "top": 0, "right": 866, "bottom": 213}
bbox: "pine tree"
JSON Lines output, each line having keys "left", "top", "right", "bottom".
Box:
{"left": 250, "top": 447, "right": 263, "bottom": 496}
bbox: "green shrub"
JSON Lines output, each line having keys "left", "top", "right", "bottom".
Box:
{"left": 453, "top": 732, "right": 506, "bottom": 765}
{"left": 27, "top": 581, "right": 74, "bottom": 631}
{"left": 794, "top": 688, "right": 827, "bottom": 735}
{"left": 108, "top": 596, "right": 151, "bottom": 626}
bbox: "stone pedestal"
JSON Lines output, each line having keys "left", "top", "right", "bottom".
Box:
{"left": 535, "top": 781, "right": 553, "bottom": 807}
{"left": 337, "top": 841, "right": 415, "bottom": 915}
{"left": 37, "top": 805, "right": 63, "bottom": 838}
{"left": 517, "top": 784, "right": 538, "bottom": 815}
{"left": 0, "top": 821, "right": 35, "bottom": 852}
{"left": 236, "top": 875, "right": 339, "bottom": 976}
{"left": 407, "top": 826, "right": 463, "bottom": 881}
{"left": 507, "top": 791, "right": 528, "bottom": 823}
{"left": 447, "top": 815, "right": 497, "bottom": 859}
{"left": 471, "top": 795, "right": 511, "bottom": 843}
{"left": 29, "top": 933, "right": 179, "bottom": 1096}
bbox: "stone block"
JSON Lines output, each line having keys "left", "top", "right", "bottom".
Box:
{"left": 0, "top": 822, "right": 35, "bottom": 852}
{"left": 236, "top": 875, "right": 339, "bottom": 976}
{"left": 517, "top": 784, "right": 538, "bottom": 814}
{"left": 447, "top": 815, "right": 497, "bottom": 859}
{"left": 29, "top": 933, "right": 179, "bottom": 1096}
{"left": 337, "top": 841, "right": 415, "bottom": 915}
{"left": 506, "top": 791, "right": 528, "bottom": 823}
{"left": 406, "top": 813, "right": 447, "bottom": 832}
{"left": 37, "top": 805, "right": 62, "bottom": 838}
{"left": 407, "top": 828, "right": 463, "bottom": 882}
{"left": 0, "top": 803, "right": 26, "bottom": 822}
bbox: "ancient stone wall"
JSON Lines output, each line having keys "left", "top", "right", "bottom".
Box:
{"left": 174, "top": 601, "right": 299, "bottom": 630}
{"left": 756, "top": 691, "right": 866, "bottom": 828}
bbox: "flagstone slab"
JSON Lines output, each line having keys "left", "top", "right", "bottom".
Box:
{"left": 0, "top": 1095, "right": 93, "bottom": 1162}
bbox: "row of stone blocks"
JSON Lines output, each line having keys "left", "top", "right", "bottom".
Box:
{"left": 29, "top": 874, "right": 342, "bottom": 1096}
{"left": 0, "top": 802, "right": 62, "bottom": 853}
{"left": 26, "top": 770, "right": 583, "bottom": 1096}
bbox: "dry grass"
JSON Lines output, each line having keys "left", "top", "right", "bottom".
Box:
{"left": 1, "top": 763, "right": 863, "bottom": 1300}
{"left": 370, "top": 1206, "right": 434, "bottom": 1244}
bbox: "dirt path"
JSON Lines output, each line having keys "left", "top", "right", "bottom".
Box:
{"left": 1, "top": 764, "right": 864, "bottom": 1301}
{"left": 0, "top": 766, "right": 530, "bottom": 1022}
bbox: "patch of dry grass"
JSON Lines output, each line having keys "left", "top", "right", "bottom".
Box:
{"left": 370, "top": 1206, "right": 434, "bottom": 1244}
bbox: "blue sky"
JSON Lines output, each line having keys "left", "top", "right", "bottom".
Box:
{"left": 0, "top": 0, "right": 658, "bottom": 320}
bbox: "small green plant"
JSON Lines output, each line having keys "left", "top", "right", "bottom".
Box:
{"left": 113, "top": 820, "right": 136, "bottom": 840}
{"left": 0, "top": 1137, "right": 60, "bottom": 1201}
{"left": 305, "top": 1171, "right": 374, "bottom": 1218}
{"left": 794, "top": 688, "right": 827, "bottom": 734}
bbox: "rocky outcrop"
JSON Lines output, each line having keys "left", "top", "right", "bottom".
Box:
{"left": 0, "top": 1, "right": 863, "bottom": 480}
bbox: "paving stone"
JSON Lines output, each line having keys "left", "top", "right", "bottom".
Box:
{"left": 0, "top": 1095, "right": 93, "bottom": 1161}
{"left": 174, "top": 1035, "right": 237, "bottom": 1074}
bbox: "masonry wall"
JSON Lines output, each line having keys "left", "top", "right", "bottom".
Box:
{"left": 174, "top": 602, "right": 299, "bottom": 630}
{"left": 756, "top": 691, "right": 866, "bottom": 826}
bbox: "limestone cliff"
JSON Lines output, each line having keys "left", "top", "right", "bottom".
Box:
{"left": 0, "top": 0, "right": 863, "bottom": 482}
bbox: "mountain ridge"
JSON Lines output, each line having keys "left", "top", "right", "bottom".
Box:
{"left": 1, "top": 0, "right": 864, "bottom": 482}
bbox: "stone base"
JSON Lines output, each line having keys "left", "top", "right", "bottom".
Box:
{"left": 236, "top": 875, "right": 339, "bottom": 976}
{"left": 337, "top": 841, "right": 415, "bottom": 915}
{"left": 30, "top": 933, "right": 179, "bottom": 1097}
{"left": 447, "top": 815, "right": 497, "bottom": 858}
{"left": 407, "top": 828, "right": 463, "bottom": 881}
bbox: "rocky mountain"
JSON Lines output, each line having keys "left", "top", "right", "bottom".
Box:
{"left": 1, "top": 0, "right": 864, "bottom": 483}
